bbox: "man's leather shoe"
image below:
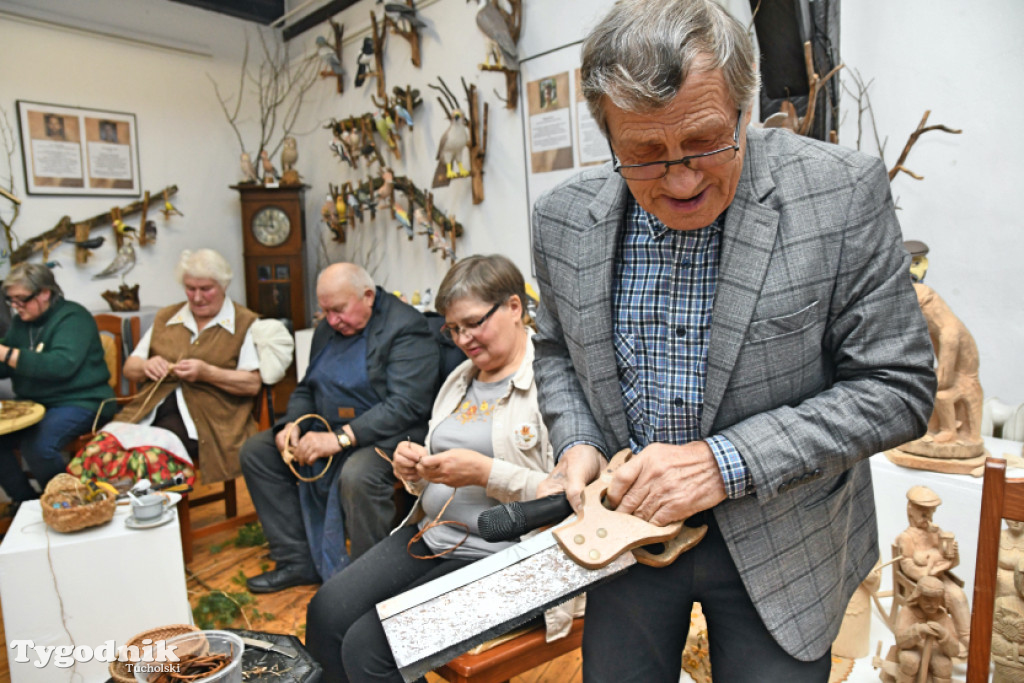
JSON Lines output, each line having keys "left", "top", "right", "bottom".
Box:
{"left": 246, "top": 565, "right": 320, "bottom": 594}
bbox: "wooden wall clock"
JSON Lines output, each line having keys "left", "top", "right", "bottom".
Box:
{"left": 232, "top": 184, "right": 308, "bottom": 334}
{"left": 233, "top": 184, "right": 308, "bottom": 412}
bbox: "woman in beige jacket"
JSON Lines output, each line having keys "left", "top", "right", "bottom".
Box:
{"left": 306, "top": 254, "right": 563, "bottom": 682}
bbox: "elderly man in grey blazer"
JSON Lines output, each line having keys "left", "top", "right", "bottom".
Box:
{"left": 531, "top": 1, "right": 936, "bottom": 680}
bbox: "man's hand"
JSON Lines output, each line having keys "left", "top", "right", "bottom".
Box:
{"left": 142, "top": 356, "right": 173, "bottom": 382}
{"left": 536, "top": 445, "right": 606, "bottom": 510}
{"left": 393, "top": 441, "right": 426, "bottom": 483}
{"left": 292, "top": 431, "right": 342, "bottom": 466}
{"left": 607, "top": 441, "right": 727, "bottom": 527}
{"left": 274, "top": 422, "right": 300, "bottom": 453}
{"left": 415, "top": 449, "right": 492, "bottom": 488}
{"left": 172, "top": 358, "right": 208, "bottom": 383}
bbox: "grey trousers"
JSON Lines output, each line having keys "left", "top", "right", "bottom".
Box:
{"left": 239, "top": 429, "right": 398, "bottom": 569}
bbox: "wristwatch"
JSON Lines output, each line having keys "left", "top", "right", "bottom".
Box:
{"left": 337, "top": 432, "right": 352, "bottom": 450}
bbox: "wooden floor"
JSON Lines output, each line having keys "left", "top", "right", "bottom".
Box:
{"left": 0, "top": 479, "right": 581, "bottom": 682}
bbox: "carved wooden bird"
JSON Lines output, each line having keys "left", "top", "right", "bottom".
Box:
{"left": 437, "top": 110, "right": 471, "bottom": 178}
{"left": 476, "top": 0, "right": 518, "bottom": 69}
{"left": 355, "top": 37, "right": 375, "bottom": 88}
{"left": 315, "top": 36, "right": 344, "bottom": 77}
{"left": 93, "top": 241, "right": 136, "bottom": 280}
{"left": 280, "top": 137, "right": 299, "bottom": 172}
{"left": 330, "top": 134, "right": 355, "bottom": 168}
{"left": 240, "top": 152, "right": 259, "bottom": 183}
{"left": 260, "top": 150, "right": 278, "bottom": 182}
{"left": 161, "top": 199, "right": 184, "bottom": 218}
{"left": 64, "top": 235, "right": 105, "bottom": 249}
{"left": 385, "top": 3, "right": 426, "bottom": 30}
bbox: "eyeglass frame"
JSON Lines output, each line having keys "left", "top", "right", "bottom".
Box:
{"left": 608, "top": 109, "right": 744, "bottom": 180}
{"left": 440, "top": 300, "right": 504, "bottom": 341}
{"left": 4, "top": 290, "right": 40, "bottom": 307}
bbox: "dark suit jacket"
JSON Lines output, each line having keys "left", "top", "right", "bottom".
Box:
{"left": 277, "top": 287, "right": 439, "bottom": 450}
{"left": 531, "top": 127, "right": 936, "bottom": 659}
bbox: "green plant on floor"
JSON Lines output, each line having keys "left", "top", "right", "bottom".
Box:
{"left": 193, "top": 589, "right": 256, "bottom": 630}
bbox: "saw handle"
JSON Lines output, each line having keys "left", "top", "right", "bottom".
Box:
{"left": 552, "top": 449, "right": 707, "bottom": 569}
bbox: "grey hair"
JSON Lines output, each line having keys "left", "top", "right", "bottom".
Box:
{"left": 175, "top": 249, "right": 233, "bottom": 290}
{"left": 435, "top": 254, "right": 530, "bottom": 326}
{"left": 3, "top": 262, "right": 63, "bottom": 299}
{"left": 581, "top": 0, "right": 759, "bottom": 133}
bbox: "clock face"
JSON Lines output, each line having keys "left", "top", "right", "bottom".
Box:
{"left": 251, "top": 206, "right": 291, "bottom": 247}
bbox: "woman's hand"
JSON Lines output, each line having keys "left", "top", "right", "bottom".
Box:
{"left": 415, "top": 449, "right": 492, "bottom": 488}
{"left": 393, "top": 441, "right": 427, "bottom": 483}
{"left": 172, "top": 358, "right": 208, "bottom": 383}
{"left": 142, "top": 356, "right": 173, "bottom": 382}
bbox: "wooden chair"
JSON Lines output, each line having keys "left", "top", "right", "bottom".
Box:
{"left": 434, "top": 618, "right": 584, "bottom": 683}
{"left": 967, "top": 457, "right": 1024, "bottom": 682}
{"left": 176, "top": 384, "right": 271, "bottom": 564}
{"left": 65, "top": 314, "right": 140, "bottom": 455}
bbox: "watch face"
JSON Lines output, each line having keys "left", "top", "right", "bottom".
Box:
{"left": 252, "top": 206, "right": 291, "bottom": 247}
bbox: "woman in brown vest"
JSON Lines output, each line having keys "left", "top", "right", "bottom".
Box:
{"left": 117, "top": 249, "right": 262, "bottom": 483}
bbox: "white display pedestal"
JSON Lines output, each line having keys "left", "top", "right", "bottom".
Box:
{"left": 0, "top": 501, "right": 191, "bottom": 682}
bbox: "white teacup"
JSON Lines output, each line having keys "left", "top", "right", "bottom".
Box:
{"left": 131, "top": 493, "right": 167, "bottom": 521}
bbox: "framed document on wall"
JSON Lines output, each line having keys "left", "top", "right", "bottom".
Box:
{"left": 16, "top": 100, "right": 140, "bottom": 196}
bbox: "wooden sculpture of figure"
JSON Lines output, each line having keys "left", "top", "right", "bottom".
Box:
{"left": 993, "top": 558, "right": 1024, "bottom": 682}
{"left": 882, "top": 576, "right": 961, "bottom": 683}
{"left": 898, "top": 283, "right": 984, "bottom": 461}
{"left": 999, "top": 521, "right": 1024, "bottom": 600}
{"left": 894, "top": 486, "right": 971, "bottom": 656}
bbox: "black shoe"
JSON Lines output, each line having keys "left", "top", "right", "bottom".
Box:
{"left": 246, "top": 565, "right": 320, "bottom": 593}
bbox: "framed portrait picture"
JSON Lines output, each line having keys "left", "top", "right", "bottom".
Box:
{"left": 16, "top": 100, "right": 141, "bottom": 196}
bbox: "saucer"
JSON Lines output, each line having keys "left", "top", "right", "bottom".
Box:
{"left": 125, "top": 509, "right": 176, "bottom": 530}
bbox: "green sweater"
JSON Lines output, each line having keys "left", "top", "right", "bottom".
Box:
{"left": 0, "top": 298, "right": 115, "bottom": 415}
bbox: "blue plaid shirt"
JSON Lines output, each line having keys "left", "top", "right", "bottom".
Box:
{"left": 611, "top": 196, "right": 752, "bottom": 499}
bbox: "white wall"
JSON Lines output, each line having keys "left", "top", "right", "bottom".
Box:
{"left": 0, "top": 0, "right": 1020, "bottom": 404}
{"left": 0, "top": 0, "right": 254, "bottom": 307}
{"left": 838, "top": 0, "right": 1024, "bottom": 404}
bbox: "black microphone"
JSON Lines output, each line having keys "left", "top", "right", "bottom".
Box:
{"left": 477, "top": 493, "right": 574, "bottom": 543}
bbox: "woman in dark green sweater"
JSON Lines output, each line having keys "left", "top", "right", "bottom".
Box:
{"left": 0, "top": 263, "right": 115, "bottom": 500}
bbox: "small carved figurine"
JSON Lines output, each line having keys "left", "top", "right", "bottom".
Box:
{"left": 894, "top": 486, "right": 971, "bottom": 656}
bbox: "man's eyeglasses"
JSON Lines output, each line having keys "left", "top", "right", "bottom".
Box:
{"left": 440, "top": 301, "right": 503, "bottom": 340}
{"left": 4, "top": 291, "right": 38, "bottom": 307}
{"left": 609, "top": 110, "right": 743, "bottom": 181}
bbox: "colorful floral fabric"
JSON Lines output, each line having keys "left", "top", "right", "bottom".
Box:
{"left": 67, "top": 431, "right": 195, "bottom": 489}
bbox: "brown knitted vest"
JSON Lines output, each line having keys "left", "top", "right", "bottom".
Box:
{"left": 118, "top": 302, "right": 259, "bottom": 483}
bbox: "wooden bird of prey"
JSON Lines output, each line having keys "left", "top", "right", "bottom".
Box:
{"left": 476, "top": 0, "right": 518, "bottom": 69}
{"left": 437, "top": 110, "right": 471, "bottom": 178}
{"left": 93, "top": 241, "right": 136, "bottom": 280}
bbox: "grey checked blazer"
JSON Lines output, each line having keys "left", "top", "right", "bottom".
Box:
{"left": 531, "top": 127, "right": 936, "bottom": 660}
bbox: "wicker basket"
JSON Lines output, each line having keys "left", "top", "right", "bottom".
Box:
{"left": 108, "top": 624, "right": 201, "bottom": 683}
{"left": 40, "top": 473, "right": 116, "bottom": 533}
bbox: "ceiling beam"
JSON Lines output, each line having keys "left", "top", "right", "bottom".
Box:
{"left": 166, "top": 0, "right": 285, "bottom": 25}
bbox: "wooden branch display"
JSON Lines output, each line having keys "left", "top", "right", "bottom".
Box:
{"left": 382, "top": 0, "right": 422, "bottom": 69}
{"left": 888, "top": 110, "right": 962, "bottom": 182}
{"left": 11, "top": 184, "right": 178, "bottom": 265}
{"left": 463, "top": 78, "right": 488, "bottom": 204}
{"left": 477, "top": 0, "right": 521, "bottom": 110}
{"left": 797, "top": 41, "right": 843, "bottom": 137}
{"left": 322, "top": 20, "right": 345, "bottom": 94}
{"left": 369, "top": 12, "right": 388, "bottom": 100}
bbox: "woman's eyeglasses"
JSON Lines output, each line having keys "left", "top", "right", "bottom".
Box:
{"left": 4, "top": 291, "right": 39, "bottom": 307}
{"left": 440, "top": 301, "right": 503, "bottom": 340}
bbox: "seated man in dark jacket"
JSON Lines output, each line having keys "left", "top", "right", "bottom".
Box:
{"left": 242, "top": 262, "right": 440, "bottom": 592}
